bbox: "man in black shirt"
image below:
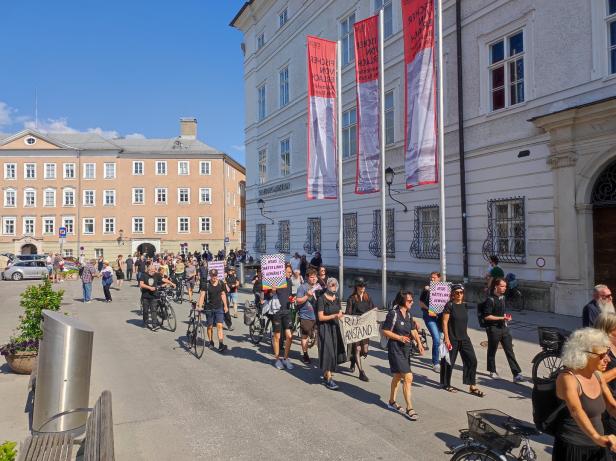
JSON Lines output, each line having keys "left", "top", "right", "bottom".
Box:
{"left": 270, "top": 265, "right": 294, "bottom": 370}
{"left": 202, "top": 269, "right": 229, "bottom": 352}
{"left": 225, "top": 267, "right": 240, "bottom": 318}
{"left": 140, "top": 263, "right": 162, "bottom": 328}
{"left": 483, "top": 278, "right": 523, "bottom": 382}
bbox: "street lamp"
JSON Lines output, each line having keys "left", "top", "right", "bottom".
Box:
{"left": 257, "top": 198, "right": 274, "bottom": 224}
{"left": 384, "top": 167, "right": 408, "bottom": 213}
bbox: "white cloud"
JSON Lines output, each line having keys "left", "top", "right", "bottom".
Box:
{"left": 24, "top": 117, "right": 78, "bottom": 133}
{"left": 0, "top": 102, "right": 15, "bottom": 126}
{"left": 125, "top": 132, "right": 146, "bottom": 139}
{"left": 86, "top": 127, "right": 120, "bottom": 139}
{"left": 231, "top": 144, "right": 245, "bottom": 152}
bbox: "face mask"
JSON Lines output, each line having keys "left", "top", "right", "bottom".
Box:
{"left": 327, "top": 288, "right": 337, "bottom": 295}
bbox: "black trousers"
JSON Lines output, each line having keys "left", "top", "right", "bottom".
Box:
{"left": 102, "top": 284, "right": 112, "bottom": 301}
{"left": 142, "top": 298, "right": 157, "bottom": 325}
{"left": 486, "top": 325, "right": 522, "bottom": 376}
{"left": 126, "top": 268, "right": 133, "bottom": 281}
{"left": 440, "top": 337, "right": 477, "bottom": 387}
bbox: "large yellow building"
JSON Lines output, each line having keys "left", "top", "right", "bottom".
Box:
{"left": 0, "top": 119, "right": 246, "bottom": 259}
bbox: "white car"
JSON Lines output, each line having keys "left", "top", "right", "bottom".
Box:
{"left": 2, "top": 260, "right": 49, "bottom": 281}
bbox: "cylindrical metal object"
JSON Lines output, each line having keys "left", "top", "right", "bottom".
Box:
{"left": 239, "top": 262, "right": 245, "bottom": 285}
{"left": 32, "top": 310, "right": 94, "bottom": 435}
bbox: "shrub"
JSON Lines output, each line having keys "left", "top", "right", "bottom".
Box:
{"left": 0, "top": 441, "right": 17, "bottom": 461}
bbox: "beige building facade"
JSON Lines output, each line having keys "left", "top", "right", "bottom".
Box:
{"left": 0, "top": 119, "right": 246, "bottom": 259}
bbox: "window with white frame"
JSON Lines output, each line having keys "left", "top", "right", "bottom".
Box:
{"left": 155, "top": 188, "right": 167, "bottom": 204}
{"left": 44, "top": 189, "right": 56, "bottom": 207}
{"left": 178, "top": 217, "right": 190, "bottom": 233}
{"left": 489, "top": 30, "right": 525, "bottom": 111}
{"left": 341, "top": 13, "right": 356, "bottom": 66}
{"left": 133, "top": 161, "right": 144, "bottom": 175}
{"left": 200, "top": 161, "right": 211, "bottom": 175}
{"left": 43, "top": 217, "right": 55, "bottom": 235}
{"left": 104, "top": 190, "right": 116, "bottom": 206}
{"left": 83, "top": 218, "right": 95, "bottom": 235}
{"left": 64, "top": 163, "right": 75, "bottom": 179}
{"left": 279, "top": 66, "right": 289, "bottom": 107}
{"left": 132, "top": 217, "right": 144, "bottom": 233}
{"left": 342, "top": 108, "right": 357, "bottom": 158}
{"left": 4, "top": 163, "right": 16, "bottom": 179}
{"left": 44, "top": 163, "right": 56, "bottom": 179}
{"left": 84, "top": 190, "right": 95, "bottom": 206}
{"left": 3, "top": 217, "right": 15, "bottom": 235}
{"left": 104, "top": 162, "right": 116, "bottom": 179}
{"left": 257, "top": 32, "right": 265, "bottom": 50}
{"left": 63, "top": 188, "right": 75, "bottom": 206}
{"left": 375, "top": 0, "right": 393, "bottom": 38}
{"left": 178, "top": 161, "right": 190, "bottom": 175}
{"left": 62, "top": 217, "right": 74, "bottom": 234}
{"left": 4, "top": 189, "right": 16, "bottom": 207}
{"left": 25, "top": 163, "right": 36, "bottom": 179}
{"left": 84, "top": 163, "right": 96, "bottom": 179}
{"left": 156, "top": 217, "right": 167, "bottom": 233}
{"left": 63, "top": 249, "right": 73, "bottom": 258}
{"left": 258, "top": 84, "right": 266, "bottom": 121}
{"left": 103, "top": 218, "right": 115, "bottom": 234}
{"left": 609, "top": 0, "right": 616, "bottom": 74}
{"left": 280, "top": 138, "right": 290, "bottom": 176}
{"left": 385, "top": 90, "right": 394, "bottom": 145}
{"left": 279, "top": 8, "right": 288, "bottom": 28}
{"left": 95, "top": 248, "right": 104, "bottom": 258}
{"left": 24, "top": 189, "right": 36, "bottom": 207}
{"left": 23, "top": 217, "right": 35, "bottom": 235}
{"left": 199, "top": 217, "right": 212, "bottom": 233}
{"left": 156, "top": 161, "right": 167, "bottom": 175}
{"left": 258, "top": 149, "right": 267, "bottom": 184}
{"left": 133, "top": 188, "right": 144, "bottom": 204}
{"left": 199, "top": 188, "right": 212, "bottom": 204}
{"left": 178, "top": 188, "right": 190, "bottom": 204}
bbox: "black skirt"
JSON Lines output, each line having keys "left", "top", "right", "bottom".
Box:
{"left": 115, "top": 270, "right": 124, "bottom": 280}
{"left": 552, "top": 437, "right": 608, "bottom": 461}
{"left": 388, "top": 340, "right": 411, "bottom": 374}
{"left": 318, "top": 321, "right": 346, "bottom": 373}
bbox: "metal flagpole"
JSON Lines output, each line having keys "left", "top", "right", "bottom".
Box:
{"left": 378, "top": 9, "right": 387, "bottom": 307}
{"left": 337, "top": 40, "right": 344, "bottom": 298}
{"left": 436, "top": 0, "right": 447, "bottom": 281}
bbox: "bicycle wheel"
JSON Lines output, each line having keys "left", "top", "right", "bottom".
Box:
{"left": 508, "top": 288, "right": 524, "bottom": 311}
{"left": 176, "top": 284, "right": 184, "bottom": 304}
{"left": 186, "top": 319, "right": 196, "bottom": 350}
{"left": 450, "top": 446, "right": 500, "bottom": 461}
{"left": 532, "top": 349, "right": 563, "bottom": 382}
{"left": 249, "top": 317, "right": 264, "bottom": 344}
{"left": 194, "top": 322, "right": 206, "bottom": 359}
{"left": 165, "top": 302, "right": 177, "bottom": 332}
{"left": 307, "top": 326, "right": 317, "bottom": 349}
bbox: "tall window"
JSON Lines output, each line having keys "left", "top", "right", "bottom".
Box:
{"left": 489, "top": 30, "right": 525, "bottom": 111}
{"left": 279, "top": 66, "right": 289, "bottom": 107}
{"left": 25, "top": 163, "right": 36, "bottom": 179}
{"left": 84, "top": 190, "right": 95, "bottom": 206}
{"left": 178, "top": 161, "right": 190, "bottom": 175}
{"left": 23, "top": 217, "right": 35, "bottom": 235}
{"left": 369, "top": 209, "right": 395, "bottom": 257}
{"left": 84, "top": 163, "right": 96, "bottom": 179}
{"left": 4, "top": 163, "right": 16, "bottom": 179}
{"left": 4, "top": 189, "right": 16, "bottom": 207}
{"left": 255, "top": 223, "right": 267, "bottom": 253}
{"left": 156, "top": 217, "right": 167, "bottom": 233}
{"left": 199, "top": 188, "right": 212, "bottom": 204}
{"left": 133, "top": 188, "right": 144, "bottom": 204}
{"left": 63, "top": 189, "right": 75, "bottom": 206}
{"left": 341, "top": 13, "right": 356, "bottom": 66}
{"left": 104, "top": 218, "right": 115, "bottom": 234}
{"left": 257, "top": 32, "right": 265, "bottom": 50}
{"left": 104, "top": 163, "right": 116, "bottom": 179}
{"left": 156, "top": 188, "right": 167, "bottom": 204}
{"left": 280, "top": 138, "right": 290, "bottom": 176}
{"left": 64, "top": 163, "right": 75, "bottom": 179}
{"left": 483, "top": 197, "right": 526, "bottom": 263}
{"left": 385, "top": 90, "right": 394, "bottom": 145}
{"left": 44, "top": 163, "right": 56, "bottom": 179}
{"left": 3, "top": 217, "right": 15, "bottom": 235}
{"left": 375, "top": 0, "right": 393, "bottom": 38}
{"left": 609, "top": 0, "right": 616, "bottom": 74}
{"left": 178, "top": 217, "right": 190, "bottom": 233}
{"left": 156, "top": 161, "right": 167, "bottom": 175}
{"left": 276, "top": 220, "right": 290, "bottom": 254}
{"left": 133, "top": 161, "right": 144, "bottom": 175}
{"left": 43, "top": 217, "right": 55, "bottom": 234}
{"left": 304, "top": 217, "right": 321, "bottom": 254}
{"left": 104, "top": 190, "right": 116, "bottom": 206}
{"left": 178, "top": 188, "right": 190, "bottom": 204}
{"left": 257, "top": 84, "right": 266, "bottom": 121}
{"left": 343, "top": 213, "right": 358, "bottom": 256}
{"left": 83, "top": 218, "right": 95, "bottom": 235}
{"left": 258, "top": 149, "right": 267, "bottom": 184}
{"left": 199, "top": 217, "right": 212, "bottom": 233}
{"left": 200, "top": 161, "right": 211, "bottom": 175}
{"left": 24, "top": 189, "right": 36, "bottom": 207}
{"left": 44, "top": 189, "right": 56, "bottom": 207}
{"left": 342, "top": 108, "right": 357, "bottom": 158}
{"left": 410, "top": 205, "right": 439, "bottom": 259}
{"left": 132, "top": 217, "right": 144, "bottom": 233}
{"left": 62, "top": 217, "right": 74, "bottom": 234}
{"left": 279, "top": 8, "right": 288, "bottom": 28}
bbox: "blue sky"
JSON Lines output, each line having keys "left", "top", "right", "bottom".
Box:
{"left": 0, "top": 1, "right": 247, "bottom": 164}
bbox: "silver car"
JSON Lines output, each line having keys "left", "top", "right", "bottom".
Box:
{"left": 2, "top": 260, "right": 49, "bottom": 281}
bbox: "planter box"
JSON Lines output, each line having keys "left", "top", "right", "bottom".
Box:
{"left": 5, "top": 351, "right": 37, "bottom": 374}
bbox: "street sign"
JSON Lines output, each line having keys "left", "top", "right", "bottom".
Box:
{"left": 59, "top": 227, "right": 67, "bottom": 238}
{"left": 224, "top": 237, "right": 230, "bottom": 244}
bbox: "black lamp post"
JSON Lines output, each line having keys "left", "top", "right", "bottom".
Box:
{"left": 384, "top": 167, "right": 408, "bottom": 213}
{"left": 257, "top": 198, "right": 274, "bottom": 224}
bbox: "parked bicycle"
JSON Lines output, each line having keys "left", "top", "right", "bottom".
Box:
{"left": 185, "top": 303, "right": 206, "bottom": 359}
{"left": 447, "top": 409, "right": 538, "bottom": 461}
{"left": 156, "top": 288, "right": 177, "bottom": 332}
{"left": 505, "top": 273, "right": 525, "bottom": 311}
{"left": 531, "top": 326, "right": 570, "bottom": 382}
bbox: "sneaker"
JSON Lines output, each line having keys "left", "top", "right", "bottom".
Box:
{"left": 325, "top": 380, "right": 339, "bottom": 390}
{"left": 275, "top": 359, "right": 284, "bottom": 370}
{"left": 513, "top": 373, "right": 525, "bottom": 383}
{"left": 218, "top": 344, "right": 228, "bottom": 353}
{"left": 282, "top": 359, "right": 294, "bottom": 370}
{"left": 359, "top": 370, "right": 369, "bottom": 382}
{"left": 433, "top": 364, "right": 440, "bottom": 373}
{"left": 209, "top": 341, "right": 216, "bottom": 350}
{"left": 490, "top": 371, "right": 500, "bottom": 379}
{"left": 301, "top": 353, "right": 311, "bottom": 364}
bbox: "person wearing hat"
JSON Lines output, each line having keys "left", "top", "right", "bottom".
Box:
{"left": 440, "top": 284, "right": 484, "bottom": 397}
{"left": 346, "top": 277, "right": 376, "bottom": 382}
{"left": 225, "top": 267, "right": 240, "bottom": 318}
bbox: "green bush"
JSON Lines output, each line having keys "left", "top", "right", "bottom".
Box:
{"left": 0, "top": 441, "right": 17, "bottom": 461}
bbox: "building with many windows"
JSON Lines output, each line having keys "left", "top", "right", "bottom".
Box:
{"left": 0, "top": 118, "right": 246, "bottom": 259}
{"left": 232, "top": 0, "right": 616, "bottom": 315}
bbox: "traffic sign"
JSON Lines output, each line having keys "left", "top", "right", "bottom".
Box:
{"left": 59, "top": 227, "right": 67, "bottom": 238}
{"left": 224, "top": 237, "right": 230, "bottom": 244}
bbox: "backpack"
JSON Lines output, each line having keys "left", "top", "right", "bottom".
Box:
{"left": 532, "top": 371, "right": 568, "bottom": 435}
{"left": 79, "top": 266, "right": 84, "bottom": 277}
{"left": 477, "top": 299, "right": 489, "bottom": 328}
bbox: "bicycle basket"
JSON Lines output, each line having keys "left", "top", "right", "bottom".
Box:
{"left": 244, "top": 302, "right": 257, "bottom": 326}
{"left": 467, "top": 409, "right": 522, "bottom": 452}
{"left": 538, "top": 327, "right": 568, "bottom": 351}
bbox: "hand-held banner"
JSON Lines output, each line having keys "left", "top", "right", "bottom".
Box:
{"left": 402, "top": 0, "right": 438, "bottom": 188}
{"left": 260, "top": 254, "right": 288, "bottom": 290}
{"left": 428, "top": 281, "right": 451, "bottom": 314}
{"left": 339, "top": 309, "right": 379, "bottom": 346}
{"left": 353, "top": 16, "right": 380, "bottom": 194}
{"left": 307, "top": 36, "right": 338, "bottom": 200}
{"left": 208, "top": 260, "right": 226, "bottom": 280}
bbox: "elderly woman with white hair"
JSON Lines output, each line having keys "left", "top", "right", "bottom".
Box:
{"left": 554, "top": 327, "right": 616, "bottom": 460}
{"left": 317, "top": 277, "right": 345, "bottom": 390}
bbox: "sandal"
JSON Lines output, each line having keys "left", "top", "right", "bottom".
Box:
{"left": 444, "top": 386, "right": 458, "bottom": 393}
{"left": 470, "top": 388, "right": 485, "bottom": 398}
{"left": 387, "top": 401, "right": 402, "bottom": 412}
{"left": 405, "top": 408, "right": 419, "bottom": 421}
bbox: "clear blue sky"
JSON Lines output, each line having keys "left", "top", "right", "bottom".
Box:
{"left": 0, "top": 1, "right": 247, "bottom": 164}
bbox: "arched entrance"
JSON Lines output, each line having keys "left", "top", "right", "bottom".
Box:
{"left": 21, "top": 244, "right": 38, "bottom": 255}
{"left": 136, "top": 243, "right": 156, "bottom": 257}
{"left": 592, "top": 160, "right": 616, "bottom": 289}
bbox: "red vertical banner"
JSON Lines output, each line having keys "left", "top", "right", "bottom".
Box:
{"left": 306, "top": 36, "right": 338, "bottom": 200}
{"left": 353, "top": 15, "right": 380, "bottom": 194}
{"left": 402, "top": 0, "right": 438, "bottom": 188}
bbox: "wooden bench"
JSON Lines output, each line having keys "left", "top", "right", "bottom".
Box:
{"left": 18, "top": 391, "right": 115, "bottom": 461}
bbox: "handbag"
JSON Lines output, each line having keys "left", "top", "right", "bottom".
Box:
{"left": 379, "top": 309, "right": 398, "bottom": 349}
{"left": 262, "top": 296, "right": 281, "bottom": 315}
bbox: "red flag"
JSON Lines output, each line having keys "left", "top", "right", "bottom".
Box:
{"left": 306, "top": 36, "right": 338, "bottom": 200}
{"left": 402, "top": 0, "right": 438, "bottom": 188}
{"left": 353, "top": 15, "right": 380, "bottom": 194}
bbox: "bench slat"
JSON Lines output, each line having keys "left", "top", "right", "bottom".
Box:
{"left": 18, "top": 433, "right": 73, "bottom": 461}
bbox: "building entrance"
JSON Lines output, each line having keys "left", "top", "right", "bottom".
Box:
{"left": 21, "top": 244, "right": 38, "bottom": 255}
{"left": 592, "top": 160, "right": 616, "bottom": 289}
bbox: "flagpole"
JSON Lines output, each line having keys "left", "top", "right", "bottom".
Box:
{"left": 337, "top": 39, "right": 344, "bottom": 298}
{"left": 378, "top": 9, "right": 387, "bottom": 307}
{"left": 436, "top": 0, "right": 447, "bottom": 281}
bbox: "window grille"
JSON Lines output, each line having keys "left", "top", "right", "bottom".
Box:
{"left": 369, "top": 209, "right": 395, "bottom": 258}
{"left": 255, "top": 223, "right": 267, "bottom": 253}
{"left": 410, "top": 205, "right": 439, "bottom": 259}
{"left": 592, "top": 161, "right": 616, "bottom": 206}
{"left": 275, "top": 220, "right": 290, "bottom": 254}
{"left": 482, "top": 197, "right": 526, "bottom": 263}
{"left": 303, "top": 218, "right": 321, "bottom": 254}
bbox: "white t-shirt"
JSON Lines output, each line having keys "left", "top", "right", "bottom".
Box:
{"left": 290, "top": 257, "right": 301, "bottom": 272}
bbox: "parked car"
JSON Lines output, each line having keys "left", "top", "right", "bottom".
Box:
{"left": 2, "top": 260, "right": 49, "bottom": 281}
{"left": 14, "top": 254, "right": 47, "bottom": 262}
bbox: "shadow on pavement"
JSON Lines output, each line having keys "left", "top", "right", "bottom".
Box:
{"left": 126, "top": 319, "right": 145, "bottom": 328}
{"left": 435, "top": 430, "right": 463, "bottom": 452}
{"left": 476, "top": 375, "right": 532, "bottom": 399}
{"left": 0, "top": 362, "right": 13, "bottom": 375}
{"left": 226, "top": 343, "right": 275, "bottom": 366}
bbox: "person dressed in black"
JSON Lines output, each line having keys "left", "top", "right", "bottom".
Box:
{"left": 382, "top": 291, "right": 425, "bottom": 421}
{"left": 317, "top": 277, "right": 346, "bottom": 390}
{"left": 269, "top": 265, "right": 294, "bottom": 370}
{"left": 482, "top": 278, "right": 524, "bottom": 382}
{"left": 299, "top": 255, "right": 308, "bottom": 279}
{"left": 440, "top": 284, "right": 483, "bottom": 396}
{"left": 316, "top": 266, "right": 328, "bottom": 295}
{"left": 310, "top": 251, "right": 322, "bottom": 269}
{"left": 201, "top": 269, "right": 229, "bottom": 353}
{"left": 125, "top": 255, "right": 134, "bottom": 282}
{"left": 140, "top": 263, "right": 162, "bottom": 328}
{"left": 346, "top": 277, "right": 375, "bottom": 382}
{"left": 251, "top": 270, "right": 263, "bottom": 312}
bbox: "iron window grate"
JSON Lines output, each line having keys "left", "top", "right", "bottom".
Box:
{"left": 303, "top": 217, "right": 321, "bottom": 254}
{"left": 275, "top": 220, "right": 290, "bottom": 254}
{"left": 482, "top": 197, "right": 526, "bottom": 264}
{"left": 369, "top": 209, "right": 395, "bottom": 258}
{"left": 410, "top": 205, "right": 440, "bottom": 259}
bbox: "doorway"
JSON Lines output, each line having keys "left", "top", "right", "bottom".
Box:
{"left": 592, "top": 160, "right": 616, "bottom": 289}
{"left": 21, "top": 244, "right": 38, "bottom": 255}
{"left": 136, "top": 243, "right": 156, "bottom": 257}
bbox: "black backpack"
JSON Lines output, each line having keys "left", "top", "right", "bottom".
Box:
{"left": 532, "top": 371, "right": 567, "bottom": 435}
{"left": 477, "top": 299, "right": 488, "bottom": 328}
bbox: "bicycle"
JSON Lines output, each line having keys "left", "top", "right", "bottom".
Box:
{"left": 446, "top": 409, "right": 538, "bottom": 461}
{"left": 505, "top": 273, "right": 524, "bottom": 311}
{"left": 172, "top": 275, "right": 185, "bottom": 304}
{"left": 185, "top": 304, "right": 206, "bottom": 359}
{"left": 248, "top": 304, "right": 273, "bottom": 345}
{"left": 156, "top": 288, "right": 177, "bottom": 332}
{"left": 531, "top": 326, "right": 570, "bottom": 382}
{"left": 410, "top": 327, "right": 429, "bottom": 356}
{"left": 290, "top": 301, "right": 317, "bottom": 349}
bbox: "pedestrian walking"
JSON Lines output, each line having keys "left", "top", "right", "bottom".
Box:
{"left": 203, "top": 269, "right": 229, "bottom": 353}
{"left": 299, "top": 255, "right": 308, "bottom": 279}
{"left": 52, "top": 253, "right": 63, "bottom": 283}
{"left": 80, "top": 259, "right": 98, "bottom": 303}
{"left": 295, "top": 268, "right": 318, "bottom": 364}
{"left": 269, "top": 265, "right": 294, "bottom": 370}
{"left": 140, "top": 263, "right": 161, "bottom": 327}
{"left": 310, "top": 251, "right": 322, "bottom": 269}
{"left": 419, "top": 271, "right": 443, "bottom": 372}
{"left": 185, "top": 259, "right": 197, "bottom": 303}
{"left": 346, "top": 277, "right": 375, "bottom": 382}
{"left": 225, "top": 267, "right": 240, "bottom": 318}
{"left": 290, "top": 252, "right": 301, "bottom": 272}
{"left": 317, "top": 277, "right": 345, "bottom": 390}
{"left": 125, "top": 255, "right": 134, "bottom": 281}
{"left": 97, "top": 255, "right": 104, "bottom": 272}
{"left": 290, "top": 269, "right": 303, "bottom": 295}
{"left": 485, "top": 255, "right": 505, "bottom": 292}
{"left": 101, "top": 261, "right": 113, "bottom": 302}
{"left": 114, "top": 255, "right": 125, "bottom": 288}
{"left": 583, "top": 284, "right": 614, "bottom": 327}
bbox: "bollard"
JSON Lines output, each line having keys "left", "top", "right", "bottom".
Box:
{"left": 32, "top": 310, "right": 94, "bottom": 435}
{"left": 239, "top": 262, "right": 245, "bottom": 286}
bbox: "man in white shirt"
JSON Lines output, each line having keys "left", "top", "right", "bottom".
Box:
{"left": 290, "top": 252, "right": 301, "bottom": 272}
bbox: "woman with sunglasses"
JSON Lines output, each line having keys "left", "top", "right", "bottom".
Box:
{"left": 317, "top": 277, "right": 345, "bottom": 390}
{"left": 440, "top": 284, "right": 483, "bottom": 396}
{"left": 553, "top": 328, "right": 616, "bottom": 460}
{"left": 383, "top": 290, "right": 425, "bottom": 421}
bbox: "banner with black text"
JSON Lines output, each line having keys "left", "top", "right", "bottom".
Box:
{"left": 339, "top": 309, "right": 379, "bottom": 346}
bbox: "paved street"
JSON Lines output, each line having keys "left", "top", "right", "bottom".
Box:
{"left": 0, "top": 279, "right": 582, "bottom": 460}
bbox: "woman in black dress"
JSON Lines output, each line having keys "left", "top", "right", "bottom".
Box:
{"left": 440, "top": 284, "right": 484, "bottom": 396}
{"left": 594, "top": 313, "right": 616, "bottom": 446}
{"left": 346, "top": 277, "right": 375, "bottom": 382}
{"left": 382, "top": 291, "right": 425, "bottom": 420}
{"left": 317, "top": 277, "right": 345, "bottom": 391}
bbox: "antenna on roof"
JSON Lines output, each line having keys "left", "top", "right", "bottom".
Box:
{"left": 34, "top": 89, "right": 38, "bottom": 130}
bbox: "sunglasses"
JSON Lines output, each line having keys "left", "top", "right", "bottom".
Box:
{"left": 453, "top": 290, "right": 464, "bottom": 294}
{"left": 586, "top": 350, "right": 610, "bottom": 360}
{"left": 601, "top": 294, "right": 613, "bottom": 299}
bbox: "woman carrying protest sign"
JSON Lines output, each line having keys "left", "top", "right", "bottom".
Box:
{"left": 346, "top": 277, "right": 375, "bottom": 382}
{"left": 317, "top": 277, "right": 346, "bottom": 390}
{"left": 383, "top": 290, "right": 424, "bottom": 420}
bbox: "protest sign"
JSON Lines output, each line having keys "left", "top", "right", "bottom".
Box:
{"left": 339, "top": 309, "right": 378, "bottom": 346}
{"left": 429, "top": 281, "right": 452, "bottom": 314}
{"left": 260, "top": 254, "right": 287, "bottom": 290}
{"left": 208, "top": 260, "right": 225, "bottom": 280}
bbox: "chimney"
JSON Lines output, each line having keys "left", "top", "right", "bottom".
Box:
{"left": 179, "top": 117, "right": 197, "bottom": 140}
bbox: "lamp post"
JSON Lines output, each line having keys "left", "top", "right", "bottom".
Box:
{"left": 257, "top": 198, "right": 274, "bottom": 224}
{"left": 384, "top": 167, "right": 408, "bottom": 213}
